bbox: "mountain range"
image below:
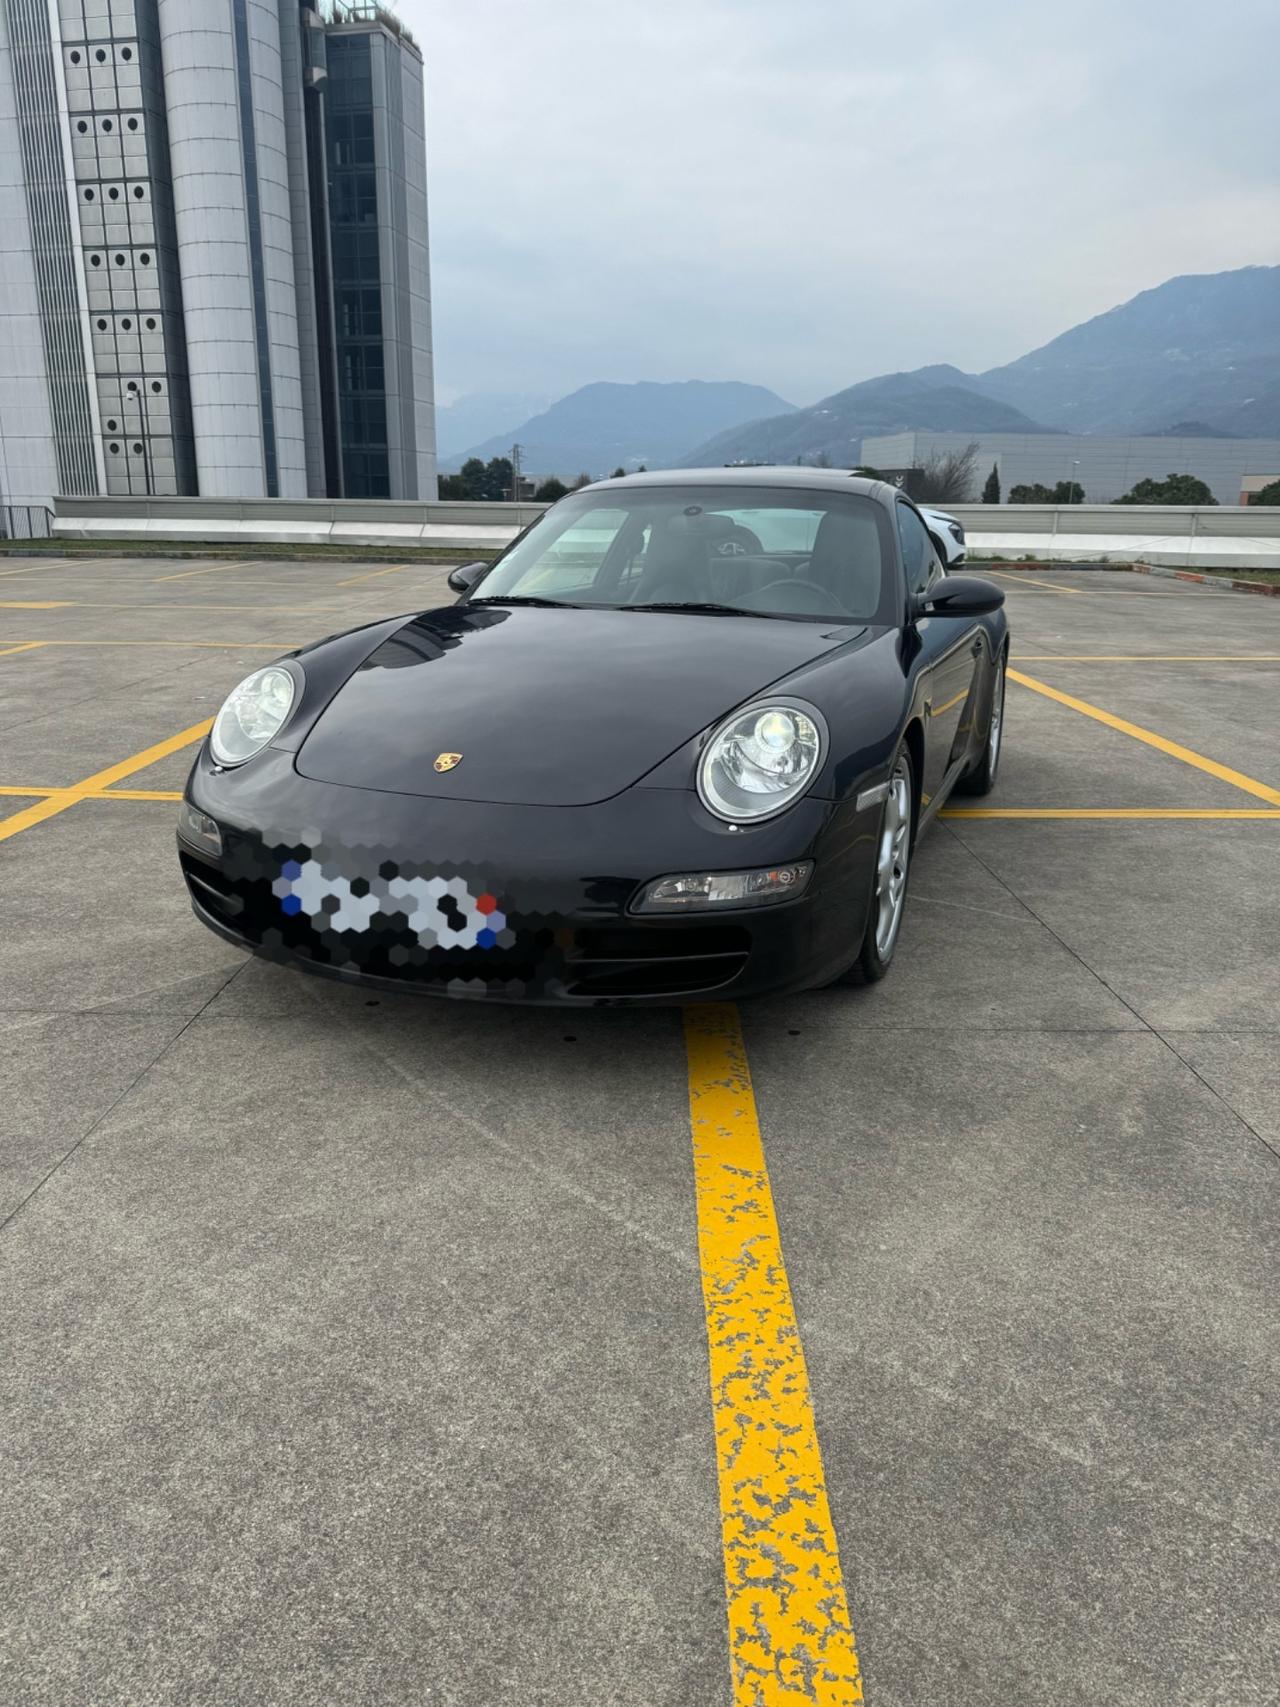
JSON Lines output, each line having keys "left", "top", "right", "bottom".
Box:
{"left": 439, "top": 267, "right": 1280, "bottom": 478}
{"left": 445, "top": 380, "right": 795, "bottom": 477}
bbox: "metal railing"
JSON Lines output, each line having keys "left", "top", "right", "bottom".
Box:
{"left": 0, "top": 504, "right": 55, "bottom": 541}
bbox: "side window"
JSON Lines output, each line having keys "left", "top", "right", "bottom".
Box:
{"left": 896, "top": 503, "right": 937, "bottom": 597}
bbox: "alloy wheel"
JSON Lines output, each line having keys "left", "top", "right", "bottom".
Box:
{"left": 874, "top": 759, "right": 912, "bottom": 959}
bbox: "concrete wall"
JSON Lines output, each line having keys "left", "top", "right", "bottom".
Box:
{"left": 864, "top": 431, "right": 1280, "bottom": 508}
{"left": 49, "top": 494, "right": 1280, "bottom": 567}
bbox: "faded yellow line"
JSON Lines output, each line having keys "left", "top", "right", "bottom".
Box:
{"left": 0, "top": 600, "right": 73, "bottom": 608}
{"left": 0, "top": 785, "right": 182, "bottom": 801}
{"left": 0, "top": 641, "right": 46, "bottom": 656}
{"left": 8, "top": 638, "right": 299, "bottom": 649}
{"left": 154, "top": 562, "right": 265, "bottom": 583}
{"left": 943, "top": 807, "right": 1280, "bottom": 820}
{"left": 683, "top": 1004, "right": 862, "bottom": 1706}
{"left": 981, "top": 570, "right": 1085, "bottom": 596}
{"left": 0, "top": 718, "right": 211, "bottom": 843}
{"left": 1007, "top": 668, "right": 1280, "bottom": 806}
{"left": 1014, "top": 653, "right": 1280, "bottom": 662}
{"left": 337, "top": 564, "right": 409, "bottom": 587}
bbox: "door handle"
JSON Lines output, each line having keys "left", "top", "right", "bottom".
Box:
{"left": 970, "top": 638, "right": 983, "bottom": 657}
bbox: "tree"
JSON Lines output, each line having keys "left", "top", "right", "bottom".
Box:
{"left": 534, "top": 477, "right": 569, "bottom": 502}
{"left": 981, "top": 463, "right": 1001, "bottom": 505}
{"left": 1054, "top": 480, "right": 1085, "bottom": 504}
{"left": 1113, "top": 472, "right": 1217, "bottom": 506}
{"left": 571, "top": 472, "right": 593, "bottom": 490}
{"left": 914, "top": 441, "right": 979, "bottom": 504}
{"left": 1251, "top": 478, "right": 1280, "bottom": 505}
{"left": 853, "top": 464, "right": 884, "bottom": 480}
{"left": 610, "top": 466, "right": 627, "bottom": 479}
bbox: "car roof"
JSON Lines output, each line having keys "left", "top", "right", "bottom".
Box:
{"left": 586, "top": 466, "right": 904, "bottom": 505}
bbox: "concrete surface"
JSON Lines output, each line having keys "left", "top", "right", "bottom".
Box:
{"left": 1, "top": 558, "right": 1278, "bottom": 1705}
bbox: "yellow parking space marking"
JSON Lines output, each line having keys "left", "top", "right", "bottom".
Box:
{"left": 683, "top": 1005, "right": 862, "bottom": 1706}
{"left": 0, "top": 641, "right": 47, "bottom": 656}
{"left": 0, "top": 718, "right": 211, "bottom": 843}
{"left": 943, "top": 807, "right": 1280, "bottom": 820}
{"left": 0, "top": 600, "right": 73, "bottom": 608}
{"left": 1007, "top": 668, "right": 1280, "bottom": 806}
{"left": 337, "top": 564, "right": 410, "bottom": 587}
{"left": 153, "top": 564, "right": 250, "bottom": 583}
{"left": 0, "top": 785, "right": 182, "bottom": 801}
{"left": 981, "top": 570, "right": 1085, "bottom": 596}
{"left": 7, "top": 638, "right": 299, "bottom": 649}
{"left": 1014, "top": 653, "right": 1280, "bottom": 662}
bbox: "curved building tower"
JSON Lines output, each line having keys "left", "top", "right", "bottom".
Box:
{"left": 156, "top": 0, "right": 307, "bottom": 495}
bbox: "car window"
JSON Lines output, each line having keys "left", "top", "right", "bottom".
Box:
{"left": 476, "top": 487, "right": 895, "bottom": 623}
{"left": 521, "top": 509, "right": 629, "bottom": 593}
{"left": 896, "top": 502, "right": 938, "bottom": 597}
{"left": 709, "top": 507, "right": 824, "bottom": 555}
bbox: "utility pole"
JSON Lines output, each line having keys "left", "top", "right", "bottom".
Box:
{"left": 510, "top": 442, "right": 524, "bottom": 503}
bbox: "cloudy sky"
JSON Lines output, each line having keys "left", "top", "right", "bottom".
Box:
{"left": 401, "top": 0, "right": 1279, "bottom": 409}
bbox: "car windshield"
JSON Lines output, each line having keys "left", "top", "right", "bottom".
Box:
{"left": 472, "top": 485, "right": 895, "bottom": 623}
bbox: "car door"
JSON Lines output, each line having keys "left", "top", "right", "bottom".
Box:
{"left": 896, "top": 500, "right": 981, "bottom": 806}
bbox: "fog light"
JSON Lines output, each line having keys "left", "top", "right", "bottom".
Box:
{"left": 632, "top": 861, "right": 813, "bottom": 913}
{"left": 178, "top": 800, "right": 222, "bottom": 856}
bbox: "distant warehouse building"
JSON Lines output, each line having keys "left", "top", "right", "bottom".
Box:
{"left": 861, "top": 432, "right": 1280, "bottom": 507}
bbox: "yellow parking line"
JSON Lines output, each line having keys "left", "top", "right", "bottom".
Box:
{"left": 0, "top": 641, "right": 46, "bottom": 656}
{"left": 683, "top": 1005, "right": 862, "bottom": 1706}
{"left": 943, "top": 807, "right": 1280, "bottom": 820}
{"left": 982, "top": 570, "right": 1085, "bottom": 596}
{"left": 1012, "top": 654, "right": 1280, "bottom": 663}
{"left": 154, "top": 563, "right": 263, "bottom": 583}
{"left": 0, "top": 718, "right": 211, "bottom": 843}
{"left": 1007, "top": 668, "right": 1280, "bottom": 806}
{"left": 0, "top": 600, "right": 73, "bottom": 608}
{"left": 337, "top": 564, "right": 409, "bottom": 587}
{"left": 0, "top": 785, "right": 183, "bottom": 802}
{"left": 7, "top": 638, "right": 299, "bottom": 649}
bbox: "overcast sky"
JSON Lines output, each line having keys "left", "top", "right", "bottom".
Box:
{"left": 401, "top": 0, "right": 1279, "bottom": 409}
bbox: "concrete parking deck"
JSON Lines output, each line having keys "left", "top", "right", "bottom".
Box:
{"left": 2, "top": 559, "right": 1278, "bottom": 1706}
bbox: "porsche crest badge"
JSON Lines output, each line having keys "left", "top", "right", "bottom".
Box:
{"left": 434, "top": 752, "right": 462, "bottom": 773}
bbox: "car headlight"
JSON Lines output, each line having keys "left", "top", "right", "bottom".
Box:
{"left": 210, "top": 665, "right": 297, "bottom": 766}
{"left": 697, "top": 700, "right": 825, "bottom": 823}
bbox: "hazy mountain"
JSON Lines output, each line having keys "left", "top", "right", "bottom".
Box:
{"left": 974, "top": 266, "right": 1280, "bottom": 436}
{"left": 449, "top": 380, "right": 796, "bottom": 477}
{"left": 676, "top": 266, "right": 1280, "bottom": 466}
{"left": 436, "top": 392, "right": 552, "bottom": 460}
{"left": 681, "top": 367, "right": 1048, "bottom": 468}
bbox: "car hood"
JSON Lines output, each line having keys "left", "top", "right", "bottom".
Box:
{"left": 294, "top": 603, "right": 859, "bottom": 807}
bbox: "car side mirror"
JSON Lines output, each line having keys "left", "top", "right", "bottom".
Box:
{"left": 918, "top": 574, "right": 1004, "bottom": 617}
{"left": 447, "top": 561, "right": 488, "bottom": 595}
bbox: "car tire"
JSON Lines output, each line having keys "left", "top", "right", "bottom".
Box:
{"left": 955, "top": 648, "right": 1006, "bottom": 797}
{"left": 832, "top": 743, "right": 915, "bottom": 986}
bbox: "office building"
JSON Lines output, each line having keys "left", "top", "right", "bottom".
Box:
{"left": 0, "top": 0, "right": 435, "bottom": 507}
{"left": 861, "top": 431, "right": 1280, "bottom": 508}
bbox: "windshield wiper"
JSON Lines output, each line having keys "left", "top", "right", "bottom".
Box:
{"left": 623, "top": 600, "right": 787, "bottom": 618}
{"left": 470, "top": 594, "right": 582, "bottom": 609}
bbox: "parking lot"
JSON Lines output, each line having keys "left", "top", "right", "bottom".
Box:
{"left": 2, "top": 555, "right": 1278, "bottom": 1706}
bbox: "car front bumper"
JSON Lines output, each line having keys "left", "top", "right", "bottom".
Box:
{"left": 180, "top": 748, "right": 883, "bottom": 1005}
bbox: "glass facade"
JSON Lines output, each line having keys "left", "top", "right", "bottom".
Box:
{"left": 325, "top": 33, "right": 389, "bottom": 498}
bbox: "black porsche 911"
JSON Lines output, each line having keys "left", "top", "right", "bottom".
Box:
{"left": 178, "top": 470, "right": 1007, "bottom": 1004}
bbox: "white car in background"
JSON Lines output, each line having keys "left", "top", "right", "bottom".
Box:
{"left": 920, "top": 506, "right": 966, "bottom": 569}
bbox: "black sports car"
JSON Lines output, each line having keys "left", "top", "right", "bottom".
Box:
{"left": 178, "top": 471, "right": 1007, "bottom": 1004}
